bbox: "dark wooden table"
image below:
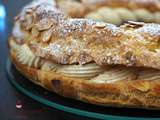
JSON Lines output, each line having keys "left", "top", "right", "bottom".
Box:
{"left": 0, "top": 1, "right": 92, "bottom": 120}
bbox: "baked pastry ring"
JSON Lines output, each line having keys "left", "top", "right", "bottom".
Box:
{"left": 9, "top": 0, "right": 160, "bottom": 109}
{"left": 57, "top": 0, "right": 160, "bottom": 25}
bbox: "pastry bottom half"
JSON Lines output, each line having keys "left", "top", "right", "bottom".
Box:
{"left": 10, "top": 49, "right": 160, "bottom": 109}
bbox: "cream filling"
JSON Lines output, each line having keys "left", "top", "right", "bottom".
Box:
{"left": 10, "top": 38, "right": 21, "bottom": 51}
{"left": 10, "top": 40, "right": 160, "bottom": 83}
{"left": 91, "top": 67, "right": 137, "bottom": 83}
{"left": 57, "top": 63, "right": 106, "bottom": 79}
{"left": 138, "top": 69, "right": 160, "bottom": 81}
{"left": 16, "top": 44, "right": 41, "bottom": 68}
{"left": 41, "top": 61, "right": 57, "bottom": 71}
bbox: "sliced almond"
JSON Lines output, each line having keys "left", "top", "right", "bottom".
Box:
{"left": 35, "top": 19, "right": 54, "bottom": 31}
{"left": 41, "top": 29, "right": 52, "bottom": 43}
{"left": 93, "top": 22, "right": 106, "bottom": 29}
{"left": 34, "top": 57, "right": 41, "bottom": 68}
{"left": 130, "top": 81, "right": 150, "bottom": 92}
{"left": 31, "top": 27, "right": 39, "bottom": 37}
{"left": 24, "top": 14, "right": 33, "bottom": 30}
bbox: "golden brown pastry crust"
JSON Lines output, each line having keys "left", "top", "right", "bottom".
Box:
{"left": 57, "top": 0, "right": 86, "bottom": 18}
{"left": 85, "top": 7, "right": 159, "bottom": 25}
{"left": 15, "top": 0, "right": 160, "bottom": 70}
{"left": 58, "top": 0, "right": 160, "bottom": 24}
{"left": 57, "top": 0, "right": 160, "bottom": 24}
{"left": 81, "top": 0, "right": 160, "bottom": 12}
{"left": 10, "top": 48, "right": 160, "bottom": 109}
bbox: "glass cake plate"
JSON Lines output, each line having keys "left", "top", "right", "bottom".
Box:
{"left": 6, "top": 59, "right": 160, "bottom": 120}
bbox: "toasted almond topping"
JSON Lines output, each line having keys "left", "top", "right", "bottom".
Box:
{"left": 41, "top": 29, "right": 52, "bottom": 43}
{"left": 24, "top": 14, "right": 33, "bottom": 30}
{"left": 31, "top": 27, "right": 39, "bottom": 37}
{"left": 93, "top": 22, "right": 106, "bottom": 28}
{"left": 131, "top": 81, "right": 150, "bottom": 92}
{"left": 35, "top": 19, "right": 54, "bottom": 31}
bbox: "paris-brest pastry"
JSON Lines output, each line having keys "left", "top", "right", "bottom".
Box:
{"left": 9, "top": 0, "right": 160, "bottom": 109}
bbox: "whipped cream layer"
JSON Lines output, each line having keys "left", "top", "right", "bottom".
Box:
{"left": 91, "top": 66, "right": 137, "bottom": 83}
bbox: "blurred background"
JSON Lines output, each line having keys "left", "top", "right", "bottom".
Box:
{"left": 0, "top": 0, "right": 30, "bottom": 40}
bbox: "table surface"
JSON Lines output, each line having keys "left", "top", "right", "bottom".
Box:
{"left": 0, "top": 0, "right": 92, "bottom": 120}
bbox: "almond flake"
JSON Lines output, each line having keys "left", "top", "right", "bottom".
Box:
{"left": 35, "top": 19, "right": 54, "bottom": 31}
{"left": 42, "top": 29, "right": 52, "bottom": 42}
{"left": 131, "top": 81, "right": 150, "bottom": 92}
{"left": 31, "top": 27, "right": 39, "bottom": 37}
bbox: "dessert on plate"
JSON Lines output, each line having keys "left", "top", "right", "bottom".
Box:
{"left": 8, "top": 0, "right": 160, "bottom": 109}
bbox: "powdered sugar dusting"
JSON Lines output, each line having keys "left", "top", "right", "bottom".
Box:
{"left": 35, "top": 5, "right": 63, "bottom": 24}
{"left": 136, "top": 24, "right": 160, "bottom": 36}
{"left": 44, "top": 43, "right": 63, "bottom": 57}
{"left": 59, "top": 18, "right": 120, "bottom": 37}
{"left": 105, "top": 23, "right": 120, "bottom": 35}
{"left": 60, "top": 18, "right": 95, "bottom": 35}
{"left": 19, "top": 0, "right": 56, "bottom": 21}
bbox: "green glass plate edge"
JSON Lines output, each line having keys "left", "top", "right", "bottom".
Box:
{"left": 6, "top": 59, "right": 160, "bottom": 120}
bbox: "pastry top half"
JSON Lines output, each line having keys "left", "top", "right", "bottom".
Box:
{"left": 11, "top": 0, "right": 160, "bottom": 70}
